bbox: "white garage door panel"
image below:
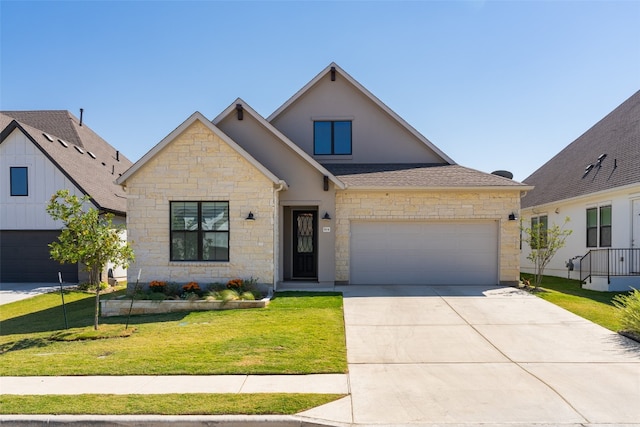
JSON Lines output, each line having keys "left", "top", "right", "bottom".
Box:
{"left": 350, "top": 221, "right": 498, "bottom": 285}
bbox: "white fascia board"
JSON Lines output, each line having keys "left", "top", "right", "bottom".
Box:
{"left": 267, "top": 62, "right": 456, "bottom": 165}
{"left": 341, "top": 185, "right": 534, "bottom": 192}
{"left": 116, "top": 112, "right": 284, "bottom": 187}
{"left": 213, "top": 98, "right": 346, "bottom": 190}
{"left": 522, "top": 182, "right": 640, "bottom": 213}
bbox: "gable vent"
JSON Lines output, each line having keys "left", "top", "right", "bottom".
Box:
{"left": 43, "top": 133, "right": 54, "bottom": 142}
{"left": 87, "top": 151, "right": 97, "bottom": 159}
{"left": 58, "top": 139, "right": 69, "bottom": 148}
{"left": 74, "top": 146, "right": 84, "bottom": 154}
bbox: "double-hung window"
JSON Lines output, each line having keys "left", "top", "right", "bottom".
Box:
{"left": 314, "top": 121, "right": 351, "bottom": 155}
{"left": 10, "top": 167, "right": 28, "bottom": 196}
{"left": 587, "top": 205, "right": 611, "bottom": 247}
{"left": 530, "top": 215, "right": 548, "bottom": 249}
{"left": 170, "top": 201, "right": 229, "bottom": 261}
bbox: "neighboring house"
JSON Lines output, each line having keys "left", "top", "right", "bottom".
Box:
{"left": 0, "top": 110, "right": 132, "bottom": 283}
{"left": 520, "top": 90, "right": 640, "bottom": 291}
{"left": 116, "top": 63, "right": 530, "bottom": 288}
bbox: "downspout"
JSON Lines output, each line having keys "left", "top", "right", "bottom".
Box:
{"left": 273, "top": 180, "right": 287, "bottom": 292}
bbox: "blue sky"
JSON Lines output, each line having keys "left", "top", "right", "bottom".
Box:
{"left": 2, "top": 0, "right": 639, "bottom": 182}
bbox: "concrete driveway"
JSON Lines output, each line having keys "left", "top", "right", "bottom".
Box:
{"left": 299, "top": 284, "right": 640, "bottom": 426}
{"left": 0, "top": 282, "right": 75, "bottom": 305}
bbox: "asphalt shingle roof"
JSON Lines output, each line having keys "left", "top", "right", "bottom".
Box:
{"left": 1, "top": 111, "right": 132, "bottom": 215}
{"left": 521, "top": 91, "right": 640, "bottom": 208}
{"left": 324, "top": 163, "right": 527, "bottom": 188}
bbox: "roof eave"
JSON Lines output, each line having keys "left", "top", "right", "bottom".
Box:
{"left": 213, "top": 99, "right": 346, "bottom": 190}
{"left": 340, "top": 185, "right": 534, "bottom": 192}
{"left": 266, "top": 62, "right": 456, "bottom": 165}
{"left": 117, "top": 112, "right": 285, "bottom": 187}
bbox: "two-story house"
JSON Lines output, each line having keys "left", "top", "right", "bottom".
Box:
{"left": 116, "top": 63, "right": 530, "bottom": 288}
{"left": 1, "top": 111, "right": 132, "bottom": 283}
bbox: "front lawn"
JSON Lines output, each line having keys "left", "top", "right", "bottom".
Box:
{"left": 520, "top": 273, "right": 628, "bottom": 331}
{"left": 0, "top": 290, "right": 347, "bottom": 376}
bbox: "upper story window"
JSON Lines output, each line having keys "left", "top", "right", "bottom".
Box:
{"left": 530, "top": 215, "right": 548, "bottom": 249}
{"left": 587, "top": 205, "right": 611, "bottom": 248}
{"left": 314, "top": 121, "right": 351, "bottom": 155}
{"left": 170, "top": 201, "right": 229, "bottom": 261}
{"left": 10, "top": 167, "right": 28, "bottom": 196}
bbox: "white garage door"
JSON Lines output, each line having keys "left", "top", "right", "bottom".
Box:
{"left": 350, "top": 221, "right": 499, "bottom": 285}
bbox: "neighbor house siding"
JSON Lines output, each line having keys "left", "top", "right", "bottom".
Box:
{"left": 124, "top": 121, "right": 276, "bottom": 284}
{"left": 520, "top": 184, "right": 640, "bottom": 281}
{"left": 335, "top": 190, "right": 521, "bottom": 285}
{"left": 0, "top": 128, "right": 84, "bottom": 230}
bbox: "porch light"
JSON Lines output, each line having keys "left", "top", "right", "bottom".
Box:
{"left": 322, "top": 212, "right": 332, "bottom": 220}
{"left": 508, "top": 213, "right": 518, "bottom": 221}
{"left": 245, "top": 211, "right": 255, "bottom": 220}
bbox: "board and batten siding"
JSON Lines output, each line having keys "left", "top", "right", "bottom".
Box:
{"left": 1, "top": 128, "right": 85, "bottom": 230}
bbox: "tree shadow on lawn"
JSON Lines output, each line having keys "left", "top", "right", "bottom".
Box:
{"left": 1, "top": 296, "right": 190, "bottom": 336}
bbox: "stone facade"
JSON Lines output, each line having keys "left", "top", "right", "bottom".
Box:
{"left": 335, "top": 190, "right": 522, "bottom": 285}
{"left": 125, "top": 121, "right": 276, "bottom": 285}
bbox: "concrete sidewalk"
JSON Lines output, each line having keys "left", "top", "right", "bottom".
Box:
{"left": 2, "top": 284, "right": 640, "bottom": 427}
{"left": 0, "top": 282, "right": 75, "bottom": 305}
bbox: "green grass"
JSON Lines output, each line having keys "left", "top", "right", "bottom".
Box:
{"left": 521, "top": 273, "right": 629, "bottom": 331}
{"left": 0, "top": 290, "right": 347, "bottom": 376}
{"left": 0, "top": 394, "right": 345, "bottom": 415}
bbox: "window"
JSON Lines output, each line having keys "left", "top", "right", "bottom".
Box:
{"left": 170, "top": 201, "right": 229, "bottom": 261}
{"left": 530, "top": 215, "right": 548, "bottom": 249}
{"left": 10, "top": 167, "right": 28, "bottom": 196}
{"left": 600, "top": 205, "right": 612, "bottom": 247}
{"left": 586, "top": 208, "right": 598, "bottom": 247}
{"left": 314, "top": 121, "right": 351, "bottom": 155}
{"left": 587, "top": 205, "right": 612, "bottom": 248}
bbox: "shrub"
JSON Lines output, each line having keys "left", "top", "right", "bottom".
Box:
{"left": 182, "top": 282, "right": 201, "bottom": 294}
{"left": 613, "top": 288, "right": 640, "bottom": 334}
{"left": 240, "top": 291, "right": 256, "bottom": 301}
{"left": 149, "top": 280, "right": 166, "bottom": 293}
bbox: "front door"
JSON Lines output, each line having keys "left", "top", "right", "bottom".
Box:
{"left": 292, "top": 211, "right": 317, "bottom": 278}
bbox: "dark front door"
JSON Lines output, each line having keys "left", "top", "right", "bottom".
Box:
{"left": 292, "top": 211, "right": 317, "bottom": 278}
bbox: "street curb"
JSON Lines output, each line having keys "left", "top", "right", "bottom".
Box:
{"left": 0, "top": 415, "right": 348, "bottom": 427}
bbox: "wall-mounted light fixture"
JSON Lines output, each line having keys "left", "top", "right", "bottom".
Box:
{"left": 508, "top": 212, "right": 518, "bottom": 221}
{"left": 236, "top": 104, "right": 244, "bottom": 120}
{"left": 245, "top": 211, "right": 255, "bottom": 220}
{"left": 322, "top": 212, "right": 332, "bottom": 220}
{"left": 323, "top": 175, "right": 329, "bottom": 191}
{"left": 330, "top": 66, "right": 336, "bottom": 81}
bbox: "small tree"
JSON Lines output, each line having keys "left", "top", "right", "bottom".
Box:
{"left": 521, "top": 216, "right": 572, "bottom": 288}
{"left": 46, "top": 189, "right": 134, "bottom": 330}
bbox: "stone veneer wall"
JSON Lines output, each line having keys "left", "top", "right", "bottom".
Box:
{"left": 335, "top": 190, "right": 522, "bottom": 285}
{"left": 124, "top": 121, "right": 276, "bottom": 284}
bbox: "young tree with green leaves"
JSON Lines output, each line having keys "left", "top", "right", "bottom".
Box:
{"left": 46, "top": 189, "right": 134, "bottom": 330}
{"left": 521, "top": 216, "right": 572, "bottom": 288}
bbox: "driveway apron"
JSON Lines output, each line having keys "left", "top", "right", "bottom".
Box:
{"left": 300, "top": 285, "right": 640, "bottom": 426}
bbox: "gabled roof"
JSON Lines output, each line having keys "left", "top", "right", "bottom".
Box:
{"left": 1, "top": 110, "right": 132, "bottom": 215}
{"left": 522, "top": 90, "right": 640, "bottom": 208}
{"left": 325, "top": 164, "right": 531, "bottom": 190}
{"left": 267, "top": 62, "right": 456, "bottom": 165}
{"left": 116, "top": 111, "right": 287, "bottom": 189}
{"left": 212, "top": 99, "right": 346, "bottom": 190}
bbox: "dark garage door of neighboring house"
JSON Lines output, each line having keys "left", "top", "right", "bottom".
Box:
{"left": 350, "top": 220, "right": 499, "bottom": 285}
{"left": 0, "top": 230, "right": 78, "bottom": 283}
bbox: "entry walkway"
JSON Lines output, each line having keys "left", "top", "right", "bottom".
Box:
{"left": 2, "top": 285, "right": 640, "bottom": 426}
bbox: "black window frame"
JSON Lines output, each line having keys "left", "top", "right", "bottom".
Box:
{"left": 170, "top": 201, "right": 229, "bottom": 262}
{"left": 599, "top": 205, "right": 612, "bottom": 248}
{"left": 586, "top": 207, "right": 598, "bottom": 248}
{"left": 586, "top": 205, "right": 612, "bottom": 248}
{"left": 10, "top": 167, "right": 28, "bottom": 196}
{"left": 313, "top": 120, "right": 352, "bottom": 155}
